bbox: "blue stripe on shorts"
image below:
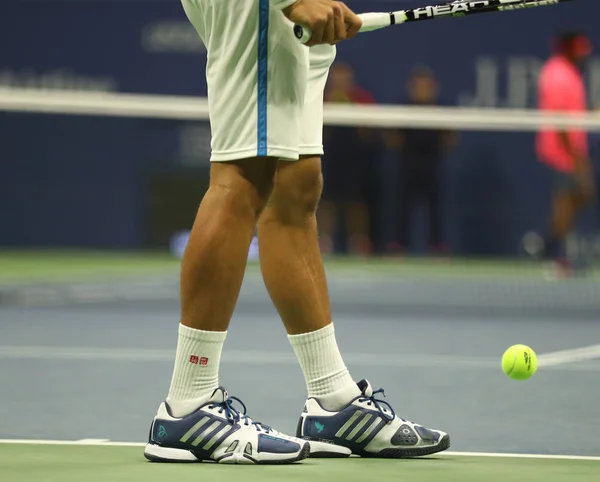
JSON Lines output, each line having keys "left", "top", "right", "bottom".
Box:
{"left": 257, "top": 0, "right": 269, "bottom": 157}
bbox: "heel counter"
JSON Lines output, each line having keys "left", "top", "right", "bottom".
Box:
{"left": 148, "top": 418, "right": 156, "bottom": 443}
{"left": 296, "top": 415, "right": 304, "bottom": 438}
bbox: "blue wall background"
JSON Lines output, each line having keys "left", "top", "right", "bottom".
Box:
{"left": 1, "top": 0, "right": 599, "bottom": 253}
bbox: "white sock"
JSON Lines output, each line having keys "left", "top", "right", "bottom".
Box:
{"left": 288, "top": 323, "right": 360, "bottom": 411}
{"left": 166, "top": 324, "right": 227, "bottom": 417}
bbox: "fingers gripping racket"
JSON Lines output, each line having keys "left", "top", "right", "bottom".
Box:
{"left": 294, "top": 0, "right": 574, "bottom": 44}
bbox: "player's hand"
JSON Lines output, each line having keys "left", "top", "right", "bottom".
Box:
{"left": 283, "top": 0, "right": 362, "bottom": 46}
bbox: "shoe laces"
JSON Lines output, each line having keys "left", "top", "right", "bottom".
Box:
{"left": 358, "top": 388, "right": 403, "bottom": 423}
{"left": 209, "top": 396, "right": 272, "bottom": 433}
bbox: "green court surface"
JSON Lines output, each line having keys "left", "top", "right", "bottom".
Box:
{"left": 0, "top": 251, "right": 180, "bottom": 283}
{"left": 1, "top": 444, "right": 599, "bottom": 482}
{"left": 1, "top": 250, "right": 597, "bottom": 284}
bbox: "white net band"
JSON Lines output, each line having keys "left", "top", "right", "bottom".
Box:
{"left": 1, "top": 87, "right": 600, "bottom": 132}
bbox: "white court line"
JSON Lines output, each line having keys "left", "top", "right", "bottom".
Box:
{"left": 0, "top": 439, "right": 598, "bottom": 461}
{"left": 1, "top": 345, "right": 600, "bottom": 370}
{"left": 442, "top": 451, "right": 600, "bottom": 461}
{"left": 0, "top": 439, "right": 144, "bottom": 447}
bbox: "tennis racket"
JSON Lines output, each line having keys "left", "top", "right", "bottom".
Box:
{"left": 294, "top": 0, "right": 574, "bottom": 44}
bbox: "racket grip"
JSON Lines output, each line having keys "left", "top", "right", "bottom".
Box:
{"left": 293, "top": 12, "right": 396, "bottom": 44}
{"left": 293, "top": 24, "right": 312, "bottom": 44}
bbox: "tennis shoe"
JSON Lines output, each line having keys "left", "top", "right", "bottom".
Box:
{"left": 145, "top": 387, "right": 310, "bottom": 464}
{"left": 297, "top": 379, "right": 450, "bottom": 458}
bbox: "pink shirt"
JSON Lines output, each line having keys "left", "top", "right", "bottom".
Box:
{"left": 536, "top": 55, "right": 588, "bottom": 172}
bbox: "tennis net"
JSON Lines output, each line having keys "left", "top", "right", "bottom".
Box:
{"left": 0, "top": 87, "right": 599, "bottom": 317}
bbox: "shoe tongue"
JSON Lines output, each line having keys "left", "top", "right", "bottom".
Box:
{"left": 209, "top": 387, "right": 228, "bottom": 403}
{"left": 357, "top": 379, "right": 373, "bottom": 397}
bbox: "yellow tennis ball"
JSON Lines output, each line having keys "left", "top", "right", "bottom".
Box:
{"left": 502, "top": 345, "right": 538, "bottom": 380}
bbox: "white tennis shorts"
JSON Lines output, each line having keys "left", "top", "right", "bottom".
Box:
{"left": 181, "top": 0, "right": 336, "bottom": 161}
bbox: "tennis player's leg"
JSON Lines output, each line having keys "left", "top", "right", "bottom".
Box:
{"left": 543, "top": 171, "right": 589, "bottom": 261}
{"left": 145, "top": 0, "right": 310, "bottom": 464}
{"left": 546, "top": 170, "right": 594, "bottom": 273}
{"left": 257, "top": 45, "right": 450, "bottom": 458}
{"left": 257, "top": 44, "right": 359, "bottom": 398}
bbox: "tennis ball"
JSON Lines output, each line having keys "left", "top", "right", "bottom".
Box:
{"left": 502, "top": 345, "right": 538, "bottom": 380}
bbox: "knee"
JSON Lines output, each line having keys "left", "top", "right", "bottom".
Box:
{"left": 289, "top": 168, "right": 324, "bottom": 214}
{"left": 270, "top": 158, "right": 324, "bottom": 221}
{"left": 209, "top": 160, "right": 276, "bottom": 219}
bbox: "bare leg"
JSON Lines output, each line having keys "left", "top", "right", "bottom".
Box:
{"left": 257, "top": 156, "right": 330, "bottom": 334}
{"left": 166, "top": 158, "right": 276, "bottom": 416}
{"left": 550, "top": 191, "right": 579, "bottom": 239}
{"left": 180, "top": 158, "right": 276, "bottom": 331}
{"left": 545, "top": 190, "right": 581, "bottom": 259}
{"left": 257, "top": 156, "right": 359, "bottom": 410}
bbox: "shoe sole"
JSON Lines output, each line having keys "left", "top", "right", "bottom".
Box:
{"left": 308, "top": 440, "right": 352, "bottom": 458}
{"left": 366, "top": 434, "right": 451, "bottom": 458}
{"left": 144, "top": 444, "right": 198, "bottom": 463}
{"left": 144, "top": 441, "right": 310, "bottom": 465}
{"left": 305, "top": 434, "right": 450, "bottom": 459}
{"left": 257, "top": 443, "right": 311, "bottom": 465}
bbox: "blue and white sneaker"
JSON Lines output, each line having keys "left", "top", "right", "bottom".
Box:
{"left": 297, "top": 380, "right": 450, "bottom": 458}
{"left": 145, "top": 387, "right": 310, "bottom": 464}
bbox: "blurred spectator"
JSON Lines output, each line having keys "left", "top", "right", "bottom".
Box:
{"left": 524, "top": 31, "right": 594, "bottom": 275}
{"left": 320, "top": 62, "right": 381, "bottom": 255}
{"left": 385, "top": 66, "right": 457, "bottom": 255}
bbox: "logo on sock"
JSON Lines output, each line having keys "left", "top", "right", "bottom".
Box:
{"left": 315, "top": 421, "right": 325, "bottom": 434}
{"left": 189, "top": 355, "right": 199, "bottom": 364}
{"left": 200, "top": 357, "right": 209, "bottom": 366}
